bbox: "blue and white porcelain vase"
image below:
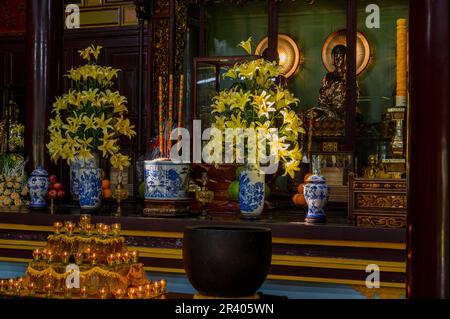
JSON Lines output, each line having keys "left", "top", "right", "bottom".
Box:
{"left": 70, "top": 155, "right": 99, "bottom": 201}
{"left": 144, "top": 160, "right": 190, "bottom": 199}
{"left": 239, "top": 164, "right": 265, "bottom": 219}
{"left": 27, "top": 166, "right": 50, "bottom": 210}
{"left": 303, "top": 171, "right": 329, "bottom": 224}
{"left": 78, "top": 168, "right": 102, "bottom": 210}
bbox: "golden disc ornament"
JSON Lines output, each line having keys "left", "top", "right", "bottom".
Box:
{"left": 321, "top": 29, "right": 371, "bottom": 75}
{"left": 255, "top": 34, "right": 301, "bottom": 78}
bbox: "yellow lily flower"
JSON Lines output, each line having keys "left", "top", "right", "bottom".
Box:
{"left": 238, "top": 37, "right": 253, "bottom": 55}
{"left": 110, "top": 153, "right": 131, "bottom": 170}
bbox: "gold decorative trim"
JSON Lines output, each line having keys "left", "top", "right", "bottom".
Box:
{"left": 0, "top": 239, "right": 405, "bottom": 272}
{"left": 0, "top": 223, "right": 406, "bottom": 249}
{"left": 356, "top": 216, "right": 407, "bottom": 228}
{"left": 352, "top": 285, "right": 406, "bottom": 299}
{"left": 0, "top": 258, "right": 405, "bottom": 288}
{"left": 355, "top": 194, "right": 407, "bottom": 209}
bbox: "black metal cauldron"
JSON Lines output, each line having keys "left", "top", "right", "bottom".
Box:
{"left": 182, "top": 225, "right": 272, "bottom": 297}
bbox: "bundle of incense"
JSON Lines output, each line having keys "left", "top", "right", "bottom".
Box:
{"left": 177, "top": 74, "right": 184, "bottom": 144}
{"left": 167, "top": 74, "right": 174, "bottom": 153}
{"left": 158, "top": 76, "right": 164, "bottom": 156}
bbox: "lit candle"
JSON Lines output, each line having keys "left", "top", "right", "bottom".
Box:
{"left": 42, "top": 248, "right": 48, "bottom": 261}
{"left": 107, "top": 254, "right": 115, "bottom": 266}
{"left": 115, "top": 252, "right": 122, "bottom": 265}
{"left": 64, "top": 286, "right": 72, "bottom": 298}
{"left": 96, "top": 223, "right": 104, "bottom": 235}
{"left": 123, "top": 251, "right": 131, "bottom": 264}
{"left": 160, "top": 279, "right": 166, "bottom": 291}
{"left": 167, "top": 74, "right": 174, "bottom": 152}
{"left": 53, "top": 221, "right": 63, "bottom": 234}
{"left": 62, "top": 251, "right": 69, "bottom": 263}
{"left": 395, "top": 18, "right": 408, "bottom": 107}
{"left": 8, "top": 278, "right": 14, "bottom": 291}
{"left": 111, "top": 223, "right": 121, "bottom": 237}
{"left": 32, "top": 249, "right": 41, "bottom": 261}
{"left": 144, "top": 283, "right": 152, "bottom": 297}
{"left": 154, "top": 281, "right": 160, "bottom": 294}
{"left": 44, "top": 283, "right": 53, "bottom": 297}
{"left": 114, "top": 288, "right": 125, "bottom": 299}
{"left": 103, "top": 224, "right": 110, "bottom": 235}
{"left": 177, "top": 74, "right": 184, "bottom": 145}
{"left": 136, "top": 286, "right": 144, "bottom": 299}
{"left": 0, "top": 280, "right": 6, "bottom": 292}
{"left": 46, "top": 250, "right": 53, "bottom": 263}
{"left": 80, "top": 286, "right": 87, "bottom": 298}
{"left": 127, "top": 287, "right": 136, "bottom": 299}
{"left": 85, "top": 223, "right": 94, "bottom": 236}
{"left": 75, "top": 252, "right": 83, "bottom": 265}
{"left": 65, "top": 221, "right": 74, "bottom": 236}
{"left": 27, "top": 282, "right": 35, "bottom": 296}
{"left": 79, "top": 214, "right": 91, "bottom": 228}
{"left": 90, "top": 253, "right": 97, "bottom": 265}
{"left": 98, "top": 287, "right": 108, "bottom": 299}
{"left": 158, "top": 76, "right": 164, "bottom": 156}
{"left": 131, "top": 250, "right": 139, "bottom": 263}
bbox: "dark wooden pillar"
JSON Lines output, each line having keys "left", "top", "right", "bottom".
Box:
{"left": 408, "top": 0, "right": 449, "bottom": 299}
{"left": 344, "top": 0, "right": 357, "bottom": 151}
{"left": 267, "top": 0, "right": 278, "bottom": 62}
{"left": 25, "top": 0, "right": 63, "bottom": 170}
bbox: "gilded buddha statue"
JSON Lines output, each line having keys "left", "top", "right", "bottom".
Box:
{"left": 311, "top": 45, "right": 361, "bottom": 136}
{"left": 0, "top": 101, "right": 25, "bottom": 154}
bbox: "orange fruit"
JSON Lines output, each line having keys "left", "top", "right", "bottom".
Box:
{"left": 292, "top": 193, "right": 306, "bottom": 207}
{"left": 102, "top": 179, "right": 110, "bottom": 190}
{"left": 303, "top": 173, "right": 312, "bottom": 183}
{"left": 103, "top": 188, "right": 112, "bottom": 199}
{"left": 297, "top": 183, "right": 304, "bottom": 194}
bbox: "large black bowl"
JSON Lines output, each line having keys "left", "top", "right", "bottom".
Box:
{"left": 182, "top": 225, "right": 272, "bottom": 297}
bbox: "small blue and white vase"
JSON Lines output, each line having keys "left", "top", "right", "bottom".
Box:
{"left": 303, "top": 172, "right": 329, "bottom": 224}
{"left": 70, "top": 155, "right": 99, "bottom": 201}
{"left": 27, "top": 166, "right": 50, "bottom": 210}
{"left": 144, "top": 160, "right": 190, "bottom": 199}
{"left": 239, "top": 164, "right": 265, "bottom": 219}
{"left": 78, "top": 168, "right": 102, "bottom": 210}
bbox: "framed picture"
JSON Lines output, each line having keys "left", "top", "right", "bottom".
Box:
{"left": 311, "top": 152, "right": 354, "bottom": 203}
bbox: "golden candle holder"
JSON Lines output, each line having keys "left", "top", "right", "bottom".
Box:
{"left": 32, "top": 249, "right": 41, "bottom": 261}
{"left": 144, "top": 283, "right": 152, "bottom": 298}
{"left": 80, "top": 286, "right": 88, "bottom": 298}
{"left": 136, "top": 286, "right": 144, "bottom": 299}
{"left": 0, "top": 280, "right": 6, "bottom": 292}
{"left": 62, "top": 251, "right": 69, "bottom": 264}
{"left": 79, "top": 214, "right": 91, "bottom": 230}
{"left": 96, "top": 223, "right": 104, "bottom": 235}
{"left": 127, "top": 287, "right": 136, "bottom": 299}
{"left": 44, "top": 283, "right": 53, "bottom": 298}
{"left": 46, "top": 250, "right": 54, "bottom": 263}
{"left": 195, "top": 172, "right": 214, "bottom": 220}
{"left": 111, "top": 223, "right": 121, "bottom": 237}
{"left": 27, "top": 282, "right": 35, "bottom": 296}
{"left": 115, "top": 252, "right": 122, "bottom": 265}
{"left": 123, "top": 251, "right": 131, "bottom": 263}
{"left": 112, "top": 170, "right": 129, "bottom": 217}
{"left": 65, "top": 221, "right": 75, "bottom": 236}
{"left": 131, "top": 250, "right": 139, "bottom": 263}
{"left": 114, "top": 288, "right": 125, "bottom": 299}
{"left": 7, "top": 278, "right": 14, "bottom": 291}
{"left": 85, "top": 223, "right": 94, "bottom": 236}
{"left": 107, "top": 254, "right": 115, "bottom": 266}
{"left": 101, "top": 225, "right": 110, "bottom": 238}
{"left": 90, "top": 253, "right": 97, "bottom": 265}
{"left": 53, "top": 221, "right": 63, "bottom": 234}
{"left": 160, "top": 279, "right": 167, "bottom": 292}
{"left": 98, "top": 287, "right": 108, "bottom": 299}
{"left": 75, "top": 252, "right": 83, "bottom": 265}
{"left": 64, "top": 287, "right": 72, "bottom": 299}
{"left": 153, "top": 281, "right": 160, "bottom": 294}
